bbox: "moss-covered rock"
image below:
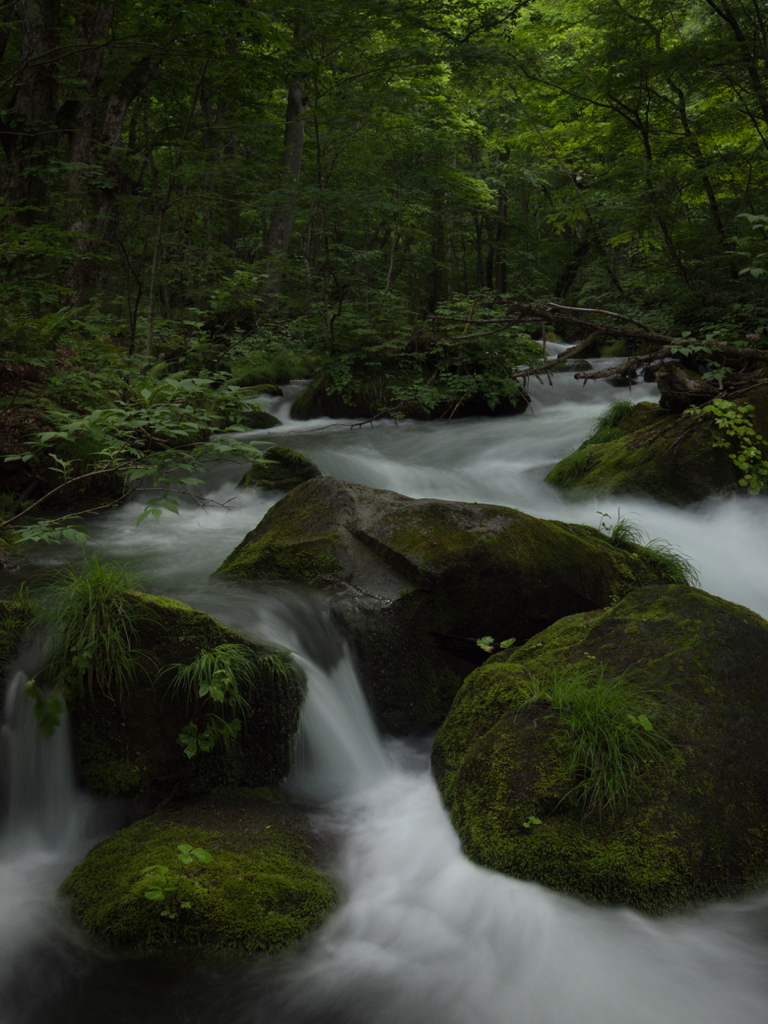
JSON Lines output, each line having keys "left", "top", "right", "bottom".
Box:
{"left": 62, "top": 787, "right": 336, "bottom": 954}
{"left": 216, "top": 477, "right": 680, "bottom": 734}
{"left": 239, "top": 446, "right": 322, "bottom": 492}
{"left": 67, "top": 594, "right": 304, "bottom": 800}
{"left": 233, "top": 379, "right": 284, "bottom": 396}
{"left": 432, "top": 585, "right": 768, "bottom": 913}
{"left": 237, "top": 407, "right": 281, "bottom": 429}
{"left": 546, "top": 400, "right": 742, "bottom": 505}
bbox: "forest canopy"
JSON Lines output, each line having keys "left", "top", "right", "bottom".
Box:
{"left": 3, "top": 0, "right": 768, "bottom": 334}
{"left": 3, "top": 0, "right": 768, "bottom": 540}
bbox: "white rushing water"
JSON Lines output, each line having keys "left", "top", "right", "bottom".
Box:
{"left": 2, "top": 368, "right": 768, "bottom": 1023}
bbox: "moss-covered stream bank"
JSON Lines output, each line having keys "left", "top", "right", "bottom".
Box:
{"left": 2, "top": 367, "right": 768, "bottom": 1023}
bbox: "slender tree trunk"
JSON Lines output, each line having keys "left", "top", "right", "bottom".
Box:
{"left": 1, "top": 0, "right": 62, "bottom": 224}
{"left": 260, "top": 27, "right": 309, "bottom": 300}
{"left": 65, "top": 1, "right": 116, "bottom": 304}
{"left": 145, "top": 62, "right": 206, "bottom": 358}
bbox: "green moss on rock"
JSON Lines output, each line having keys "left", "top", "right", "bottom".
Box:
{"left": 238, "top": 446, "right": 322, "bottom": 493}
{"left": 432, "top": 585, "right": 768, "bottom": 913}
{"left": 546, "top": 399, "right": 762, "bottom": 505}
{"left": 216, "top": 477, "right": 679, "bottom": 734}
{"left": 67, "top": 594, "right": 304, "bottom": 800}
{"left": 62, "top": 789, "right": 336, "bottom": 954}
{"left": 237, "top": 407, "right": 281, "bottom": 429}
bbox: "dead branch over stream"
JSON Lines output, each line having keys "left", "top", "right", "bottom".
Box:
{"left": 431, "top": 300, "right": 768, "bottom": 391}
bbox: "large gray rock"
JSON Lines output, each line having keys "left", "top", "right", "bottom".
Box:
{"left": 216, "top": 477, "right": 678, "bottom": 734}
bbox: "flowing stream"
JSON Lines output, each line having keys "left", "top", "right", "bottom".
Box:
{"left": 2, "top": 366, "right": 768, "bottom": 1023}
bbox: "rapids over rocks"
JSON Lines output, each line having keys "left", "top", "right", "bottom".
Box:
{"left": 2, "top": 363, "right": 768, "bottom": 1024}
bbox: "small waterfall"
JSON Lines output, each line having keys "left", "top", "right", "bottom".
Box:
{"left": 212, "top": 588, "right": 390, "bottom": 801}
{"left": 0, "top": 670, "right": 85, "bottom": 851}
{"left": 289, "top": 649, "right": 390, "bottom": 801}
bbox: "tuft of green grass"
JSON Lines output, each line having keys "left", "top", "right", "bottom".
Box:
{"left": 607, "top": 511, "right": 645, "bottom": 549}
{"left": 32, "top": 557, "right": 150, "bottom": 704}
{"left": 642, "top": 539, "right": 701, "bottom": 587}
{"left": 580, "top": 398, "right": 634, "bottom": 449}
{"left": 597, "top": 510, "right": 701, "bottom": 587}
{"left": 515, "top": 662, "right": 674, "bottom": 819}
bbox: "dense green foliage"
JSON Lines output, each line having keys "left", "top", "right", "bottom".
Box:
{"left": 4, "top": 0, "right": 768, "bottom": 527}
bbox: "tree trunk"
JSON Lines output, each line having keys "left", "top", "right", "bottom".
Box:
{"left": 65, "top": 1, "right": 116, "bottom": 304}
{"left": 1, "top": 0, "right": 62, "bottom": 224}
{"left": 260, "top": 31, "right": 309, "bottom": 301}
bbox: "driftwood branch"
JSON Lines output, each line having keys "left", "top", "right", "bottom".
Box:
{"left": 494, "top": 300, "right": 768, "bottom": 382}
{"left": 545, "top": 302, "right": 654, "bottom": 331}
{"left": 510, "top": 332, "right": 599, "bottom": 382}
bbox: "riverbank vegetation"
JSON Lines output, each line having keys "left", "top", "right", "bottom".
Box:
{"left": 5, "top": 0, "right": 768, "bottom": 530}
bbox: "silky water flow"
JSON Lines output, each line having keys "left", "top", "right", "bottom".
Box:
{"left": 2, "top": 365, "right": 768, "bottom": 1023}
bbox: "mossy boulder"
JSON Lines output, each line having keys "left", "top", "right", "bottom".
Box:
{"left": 216, "top": 477, "right": 680, "bottom": 734}
{"left": 239, "top": 446, "right": 322, "bottom": 492}
{"left": 67, "top": 594, "right": 304, "bottom": 800}
{"left": 237, "top": 406, "right": 281, "bottom": 429}
{"left": 233, "top": 379, "right": 284, "bottom": 396}
{"left": 546, "top": 400, "right": 743, "bottom": 505}
{"left": 62, "top": 787, "right": 336, "bottom": 954}
{"left": 432, "top": 585, "right": 768, "bottom": 913}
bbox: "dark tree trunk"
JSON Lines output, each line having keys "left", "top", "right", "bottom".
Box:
{"left": 260, "top": 30, "right": 309, "bottom": 300}
{"left": 1, "top": 0, "right": 62, "bottom": 224}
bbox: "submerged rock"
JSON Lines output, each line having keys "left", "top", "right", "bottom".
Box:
{"left": 216, "top": 477, "right": 681, "bottom": 734}
{"left": 62, "top": 786, "right": 336, "bottom": 954}
{"left": 432, "top": 585, "right": 768, "bottom": 913}
{"left": 239, "top": 446, "right": 322, "bottom": 492}
{"left": 67, "top": 594, "right": 304, "bottom": 800}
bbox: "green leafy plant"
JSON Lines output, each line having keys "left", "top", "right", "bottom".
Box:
{"left": 24, "top": 679, "right": 66, "bottom": 739}
{"left": 170, "top": 644, "right": 258, "bottom": 758}
{"left": 2, "top": 366, "right": 271, "bottom": 546}
{"left": 515, "top": 663, "right": 674, "bottom": 819}
{"left": 476, "top": 635, "right": 516, "bottom": 654}
{"left": 522, "top": 816, "right": 542, "bottom": 828}
{"left": 142, "top": 843, "right": 212, "bottom": 918}
{"left": 685, "top": 398, "right": 768, "bottom": 495}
